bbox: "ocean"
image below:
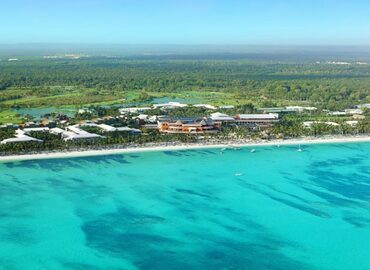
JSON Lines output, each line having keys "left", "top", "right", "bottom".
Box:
{"left": 0, "top": 142, "right": 369, "bottom": 270}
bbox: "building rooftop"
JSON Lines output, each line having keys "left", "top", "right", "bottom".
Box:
{"left": 236, "top": 114, "right": 279, "bottom": 120}
{"left": 153, "top": 102, "right": 188, "bottom": 109}
{"left": 219, "top": 105, "right": 235, "bottom": 109}
{"left": 1, "top": 136, "right": 43, "bottom": 144}
{"left": 193, "top": 104, "right": 217, "bottom": 110}
{"left": 1, "top": 130, "right": 43, "bottom": 144}
{"left": 115, "top": 127, "right": 142, "bottom": 133}
{"left": 98, "top": 124, "right": 117, "bottom": 132}
{"left": 23, "top": 127, "right": 50, "bottom": 133}
{"left": 119, "top": 107, "right": 151, "bottom": 114}
{"left": 50, "top": 127, "right": 65, "bottom": 134}
{"left": 210, "top": 112, "right": 235, "bottom": 121}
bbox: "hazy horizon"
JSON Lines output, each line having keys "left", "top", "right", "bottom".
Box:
{"left": 1, "top": 44, "right": 370, "bottom": 61}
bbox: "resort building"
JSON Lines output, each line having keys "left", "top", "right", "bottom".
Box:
{"left": 23, "top": 127, "right": 50, "bottom": 133}
{"left": 193, "top": 104, "right": 217, "bottom": 110}
{"left": 303, "top": 121, "right": 340, "bottom": 128}
{"left": 219, "top": 105, "right": 235, "bottom": 110}
{"left": 210, "top": 112, "right": 235, "bottom": 124}
{"left": 135, "top": 114, "right": 158, "bottom": 124}
{"left": 352, "top": 114, "right": 365, "bottom": 120}
{"left": 115, "top": 127, "right": 142, "bottom": 134}
{"left": 63, "top": 126, "right": 102, "bottom": 141}
{"left": 328, "top": 111, "right": 347, "bottom": 116}
{"left": 77, "top": 108, "right": 93, "bottom": 114}
{"left": 234, "top": 114, "right": 279, "bottom": 129}
{"left": 346, "top": 121, "right": 359, "bottom": 127}
{"left": 158, "top": 118, "right": 220, "bottom": 134}
{"left": 153, "top": 102, "right": 188, "bottom": 109}
{"left": 258, "top": 107, "right": 296, "bottom": 114}
{"left": 119, "top": 107, "right": 151, "bottom": 114}
{"left": 49, "top": 127, "right": 65, "bottom": 136}
{"left": 97, "top": 124, "right": 142, "bottom": 134}
{"left": 97, "top": 124, "right": 117, "bottom": 132}
{"left": 345, "top": 109, "right": 363, "bottom": 115}
{"left": 1, "top": 130, "right": 43, "bottom": 144}
{"left": 285, "top": 106, "right": 317, "bottom": 113}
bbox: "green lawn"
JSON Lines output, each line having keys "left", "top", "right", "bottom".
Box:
{"left": 0, "top": 110, "right": 23, "bottom": 124}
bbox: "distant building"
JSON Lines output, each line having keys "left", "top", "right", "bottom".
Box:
{"left": 258, "top": 107, "right": 296, "bottom": 114}
{"left": 97, "top": 124, "right": 117, "bottom": 132}
{"left": 96, "top": 124, "right": 141, "bottom": 134}
{"left": 115, "top": 127, "right": 142, "bottom": 134}
{"left": 259, "top": 106, "right": 316, "bottom": 114}
{"left": 328, "top": 111, "right": 347, "bottom": 116}
{"left": 352, "top": 114, "right": 365, "bottom": 120}
{"left": 345, "top": 121, "right": 359, "bottom": 127}
{"left": 219, "top": 105, "right": 235, "bottom": 110}
{"left": 193, "top": 104, "right": 217, "bottom": 110}
{"left": 49, "top": 127, "right": 65, "bottom": 135}
{"left": 158, "top": 118, "right": 220, "bottom": 134}
{"left": 303, "top": 121, "right": 340, "bottom": 128}
{"left": 210, "top": 112, "right": 235, "bottom": 123}
{"left": 345, "top": 109, "right": 363, "bottom": 115}
{"left": 23, "top": 127, "right": 50, "bottom": 134}
{"left": 234, "top": 114, "right": 279, "bottom": 129}
{"left": 153, "top": 102, "right": 188, "bottom": 109}
{"left": 119, "top": 107, "right": 151, "bottom": 114}
{"left": 22, "top": 121, "right": 37, "bottom": 128}
{"left": 285, "top": 106, "right": 317, "bottom": 112}
{"left": 63, "top": 125, "right": 102, "bottom": 141}
{"left": 78, "top": 108, "right": 93, "bottom": 114}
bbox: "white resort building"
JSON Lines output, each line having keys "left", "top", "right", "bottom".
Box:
{"left": 1, "top": 130, "right": 43, "bottom": 144}
{"left": 234, "top": 114, "right": 279, "bottom": 128}
{"left": 210, "top": 112, "right": 235, "bottom": 123}
{"left": 62, "top": 126, "right": 102, "bottom": 141}
{"left": 153, "top": 102, "right": 188, "bottom": 109}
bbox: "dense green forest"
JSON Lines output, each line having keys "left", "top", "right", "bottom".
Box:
{"left": 0, "top": 57, "right": 369, "bottom": 119}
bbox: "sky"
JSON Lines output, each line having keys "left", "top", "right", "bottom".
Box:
{"left": 1, "top": 0, "right": 370, "bottom": 45}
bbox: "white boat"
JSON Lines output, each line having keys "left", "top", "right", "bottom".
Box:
{"left": 297, "top": 145, "right": 303, "bottom": 152}
{"left": 250, "top": 149, "right": 256, "bottom": 153}
{"left": 235, "top": 173, "right": 243, "bottom": 176}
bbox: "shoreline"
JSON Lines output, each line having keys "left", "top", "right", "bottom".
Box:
{"left": 0, "top": 135, "right": 369, "bottom": 162}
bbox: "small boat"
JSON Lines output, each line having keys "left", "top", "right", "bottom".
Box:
{"left": 297, "top": 145, "right": 303, "bottom": 152}
{"left": 221, "top": 147, "right": 227, "bottom": 151}
{"left": 250, "top": 149, "right": 256, "bottom": 153}
{"left": 235, "top": 173, "right": 243, "bottom": 176}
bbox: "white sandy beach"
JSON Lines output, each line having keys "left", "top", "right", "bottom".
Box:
{"left": 0, "top": 135, "right": 369, "bottom": 162}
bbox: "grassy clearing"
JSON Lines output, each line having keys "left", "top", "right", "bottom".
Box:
{"left": 0, "top": 110, "right": 22, "bottom": 124}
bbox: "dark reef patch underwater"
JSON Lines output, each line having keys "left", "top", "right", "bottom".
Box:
{"left": 0, "top": 142, "right": 369, "bottom": 269}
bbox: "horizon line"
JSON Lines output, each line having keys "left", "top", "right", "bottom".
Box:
{"left": 1, "top": 43, "right": 370, "bottom": 47}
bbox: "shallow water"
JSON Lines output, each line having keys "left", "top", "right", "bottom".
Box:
{"left": 0, "top": 142, "right": 369, "bottom": 270}
{"left": 15, "top": 107, "right": 76, "bottom": 119}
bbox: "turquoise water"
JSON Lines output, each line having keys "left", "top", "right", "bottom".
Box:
{"left": 0, "top": 142, "right": 370, "bottom": 270}
{"left": 15, "top": 107, "right": 76, "bottom": 119}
